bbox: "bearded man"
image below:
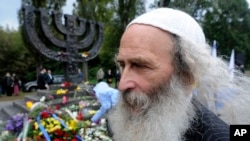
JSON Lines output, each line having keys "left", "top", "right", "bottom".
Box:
{"left": 107, "top": 8, "right": 234, "bottom": 141}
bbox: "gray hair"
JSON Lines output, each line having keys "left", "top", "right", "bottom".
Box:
{"left": 172, "top": 36, "right": 250, "bottom": 124}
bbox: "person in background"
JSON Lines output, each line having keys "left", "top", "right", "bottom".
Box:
{"left": 96, "top": 67, "right": 105, "bottom": 82}
{"left": 107, "top": 8, "right": 250, "bottom": 141}
{"left": 1, "top": 73, "right": 8, "bottom": 95}
{"left": 46, "top": 69, "right": 54, "bottom": 85}
{"left": 114, "top": 69, "right": 121, "bottom": 88}
{"left": 106, "top": 69, "right": 113, "bottom": 86}
{"left": 6, "top": 72, "right": 13, "bottom": 96}
{"left": 13, "top": 73, "right": 20, "bottom": 96}
{"left": 239, "top": 64, "right": 245, "bottom": 73}
{"left": 37, "top": 68, "right": 49, "bottom": 90}
{"left": 77, "top": 68, "right": 84, "bottom": 84}
{"left": 91, "top": 81, "right": 120, "bottom": 124}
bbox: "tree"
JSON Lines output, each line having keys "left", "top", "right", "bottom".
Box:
{"left": 99, "top": 0, "right": 145, "bottom": 71}
{"left": 203, "top": 0, "right": 250, "bottom": 66}
{"left": 0, "top": 27, "right": 35, "bottom": 82}
{"left": 151, "top": 0, "right": 250, "bottom": 67}
{"left": 73, "top": 0, "right": 145, "bottom": 79}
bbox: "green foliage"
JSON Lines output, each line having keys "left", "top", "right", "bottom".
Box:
{"left": 0, "top": 27, "right": 36, "bottom": 81}
{"left": 153, "top": 0, "right": 250, "bottom": 68}
{"left": 202, "top": 0, "right": 250, "bottom": 66}
{"left": 75, "top": 0, "right": 146, "bottom": 72}
{"left": 88, "top": 66, "right": 99, "bottom": 83}
{"left": 100, "top": 0, "right": 145, "bottom": 69}
{"left": 2, "top": 0, "right": 250, "bottom": 85}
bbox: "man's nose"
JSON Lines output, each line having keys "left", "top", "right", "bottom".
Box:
{"left": 118, "top": 69, "right": 136, "bottom": 91}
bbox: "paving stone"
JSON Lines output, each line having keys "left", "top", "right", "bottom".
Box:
{"left": 0, "top": 109, "right": 9, "bottom": 121}
{"left": 24, "top": 95, "right": 42, "bottom": 102}
{"left": 36, "top": 90, "right": 52, "bottom": 96}
{"left": 13, "top": 100, "right": 29, "bottom": 113}
{"left": 2, "top": 103, "right": 27, "bottom": 118}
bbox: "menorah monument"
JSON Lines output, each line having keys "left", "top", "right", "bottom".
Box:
{"left": 22, "top": 4, "right": 104, "bottom": 83}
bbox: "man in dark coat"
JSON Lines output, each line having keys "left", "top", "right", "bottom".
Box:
{"left": 37, "top": 68, "right": 49, "bottom": 90}
{"left": 5, "top": 72, "right": 13, "bottom": 96}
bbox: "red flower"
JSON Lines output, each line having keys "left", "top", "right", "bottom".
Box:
{"left": 55, "top": 105, "right": 61, "bottom": 110}
{"left": 76, "top": 111, "right": 83, "bottom": 121}
{"left": 63, "top": 133, "right": 69, "bottom": 138}
{"left": 35, "top": 136, "right": 46, "bottom": 141}
{"left": 71, "top": 130, "right": 77, "bottom": 135}
{"left": 62, "top": 81, "right": 70, "bottom": 87}
{"left": 41, "top": 111, "right": 50, "bottom": 118}
{"left": 72, "top": 138, "right": 78, "bottom": 141}
{"left": 55, "top": 129, "right": 64, "bottom": 136}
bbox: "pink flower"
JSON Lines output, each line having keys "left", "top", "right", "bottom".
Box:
{"left": 62, "top": 96, "right": 68, "bottom": 104}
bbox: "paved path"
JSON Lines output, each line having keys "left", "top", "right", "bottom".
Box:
{"left": 0, "top": 100, "right": 18, "bottom": 108}
{"left": 0, "top": 101, "right": 12, "bottom": 108}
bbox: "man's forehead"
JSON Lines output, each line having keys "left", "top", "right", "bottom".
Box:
{"left": 117, "top": 52, "right": 153, "bottom": 64}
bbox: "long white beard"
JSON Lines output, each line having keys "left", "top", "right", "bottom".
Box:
{"left": 108, "top": 76, "right": 195, "bottom": 141}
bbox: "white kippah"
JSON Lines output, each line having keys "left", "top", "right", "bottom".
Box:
{"left": 127, "top": 8, "right": 206, "bottom": 45}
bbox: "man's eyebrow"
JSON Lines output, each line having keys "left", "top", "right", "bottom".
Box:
{"left": 130, "top": 57, "right": 152, "bottom": 65}
{"left": 116, "top": 56, "right": 153, "bottom": 65}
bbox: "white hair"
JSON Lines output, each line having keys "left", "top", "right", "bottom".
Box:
{"left": 174, "top": 37, "right": 250, "bottom": 124}
{"left": 108, "top": 75, "right": 195, "bottom": 141}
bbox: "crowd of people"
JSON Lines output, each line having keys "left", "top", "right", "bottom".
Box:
{"left": 37, "top": 67, "right": 86, "bottom": 90}
{"left": 0, "top": 72, "right": 21, "bottom": 96}
{"left": 96, "top": 67, "right": 121, "bottom": 88}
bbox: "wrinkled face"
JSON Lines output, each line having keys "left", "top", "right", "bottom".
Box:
{"left": 117, "top": 24, "right": 175, "bottom": 112}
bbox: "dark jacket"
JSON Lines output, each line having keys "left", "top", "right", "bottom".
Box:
{"left": 37, "top": 73, "right": 47, "bottom": 89}
{"left": 184, "top": 100, "right": 229, "bottom": 141}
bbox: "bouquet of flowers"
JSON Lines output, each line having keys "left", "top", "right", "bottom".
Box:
{"left": 28, "top": 111, "right": 82, "bottom": 141}
{"left": 21, "top": 103, "right": 86, "bottom": 141}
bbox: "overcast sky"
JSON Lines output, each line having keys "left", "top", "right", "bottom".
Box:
{"left": 0, "top": 0, "right": 77, "bottom": 30}
{"left": 0, "top": 0, "right": 248, "bottom": 30}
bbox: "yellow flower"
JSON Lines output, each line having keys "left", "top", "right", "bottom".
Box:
{"left": 39, "top": 132, "right": 43, "bottom": 136}
{"left": 75, "top": 86, "right": 81, "bottom": 91}
{"left": 66, "top": 120, "right": 78, "bottom": 130}
{"left": 41, "top": 120, "right": 46, "bottom": 126}
{"left": 34, "top": 122, "right": 38, "bottom": 130}
{"left": 83, "top": 120, "right": 91, "bottom": 126}
{"left": 54, "top": 125, "right": 61, "bottom": 130}
{"left": 56, "top": 89, "right": 68, "bottom": 95}
{"left": 26, "top": 101, "right": 33, "bottom": 109}
{"left": 89, "top": 110, "right": 97, "bottom": 115}
{"left": 53, "top": 119, "right": 60, "bottom": 125}
{"left": 81, "top": 52, "right": 88, "bottom": 57}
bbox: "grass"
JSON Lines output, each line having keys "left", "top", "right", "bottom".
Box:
{"left": 0, "top": 92, "right": 35, "bottom": 102}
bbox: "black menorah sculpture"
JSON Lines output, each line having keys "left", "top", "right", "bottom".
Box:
{"left": 22, "top": 5, "right": 104, "bottom": 83}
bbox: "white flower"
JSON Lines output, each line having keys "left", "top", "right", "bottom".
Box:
{"left": 40, "top": 96, "right": 46, "bottom": 102}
